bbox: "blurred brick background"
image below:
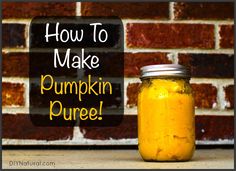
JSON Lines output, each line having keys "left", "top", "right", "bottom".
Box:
{"left": 2, "top": 2, "right": 234, "bottom": 145}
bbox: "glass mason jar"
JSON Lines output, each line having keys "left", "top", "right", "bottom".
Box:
{"left": 138, "top": 64, "right": 195, "bottom": 161}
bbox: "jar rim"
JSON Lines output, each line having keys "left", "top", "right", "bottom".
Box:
{"left": 140, "top": 64, "right": 190, "bottom": 79}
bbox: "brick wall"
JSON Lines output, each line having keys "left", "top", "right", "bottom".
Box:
{"left": 2, "top": 2, "right": 234, "bottom": 145}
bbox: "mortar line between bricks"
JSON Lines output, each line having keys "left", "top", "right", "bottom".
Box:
{"left": 72, "top": 126, "right": 85, "bottom": 142}
{"left": 196, "top": 140, "right": 234, "bottom": 145}
{"left": 169, "top": 2, "right": 175, "bottom": 21}
{"left": 217, "top": 84, "right": 227, "bottom": 110}
{"left": 1, "top": 138, "right": 234, "bottom": 145}
{"left": 215, "top": 24, "right": 220, "bottom": 49}
{"left": 2, "top": 19, "right": 234, "bottom": 25}
{"left": 124, "top": 107, "right": 234, "bottom": 116}
{"left": 165, "top": 53, "right": 174, "bottom": 63}
{"left": 122, "top": 19, "right": 234, "bottom": 25}
{"left": 24, "top": 78, "right": 30, "bottom": 108}
{"left": 3, "top": 106, "right": 233, "bottom": 116}
{"left": 123, "top": 20, "right": 128, "bottom": 51}
{"left": 169, "top": 52, "right": 178, "bottom": 64}
{"left": 175, "top": 52, "right": 179, "bottom": 64}
{"left": 2, "top": 77, "right": 29, "bottom": 83}
{"left": 76, "top": 2, "right": 81, "bottom": 16}
{"left": 124, "top": 80, "right": 128, "bottom": 108}
{"left": 1, "top": 138, "right": 139, "bottom": 145}
{"left": 124, "top": 48, "right": 234, "bottom": 54}
{"left": 190, "top": 78, "right": 234, "bottom": 86}
{"left": 2, "top": 48, "right": 29, "bottom": 53}
{"left": 2, "top": 19, "right": 31, "bottom": 24}
{"left": 22, "top": 83, "right": 28, "bottom": 109}
{"left": 2, "top": 48, "right": 234, "bottom": 54}
{"left": 2, "top": 107, "right": 29, "bottom": 114}
{"left": 25, "top": 23, "right": 30, "bottom": 52}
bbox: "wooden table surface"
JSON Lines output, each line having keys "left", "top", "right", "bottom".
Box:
{"left": 3, "top": 149, "right": 234, "bottom": 169}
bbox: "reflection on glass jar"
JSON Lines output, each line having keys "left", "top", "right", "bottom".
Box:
{"left": 138, "top": 64, "right": 195, "bottom": 161}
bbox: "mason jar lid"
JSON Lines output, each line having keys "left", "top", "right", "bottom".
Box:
{"left": 140, "top": 64, "right": 190, "bottom": 79}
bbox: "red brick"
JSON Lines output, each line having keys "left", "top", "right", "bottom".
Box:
{"left": 224, "top": 85, "right": 234, "bottom": 109}
{"left": 3, "top": 24, "right": 26, "bottom": 48}
{"left": 80, "top": 115, "right": 234, "bottom": 141}
{"left": 126, "top": 83, "right": 217, "bottom": 109}
{"left": 174, "top": 2, "right": 234, "bottom": 20}
{"left": 127, "top": 23, "right": 214, "bottom": 49}
{"left": 2, "top": 83, "right": 25, "bottom": 106}
{"left": 195, "top": 116, "right": 234, "bottom": 141}
{"left": 191, "top": 84, "right": 217, "bottom": 109}
{"left": 81, "top": 2, "right": 169, "bottom": 19}
{"left": 125, "top": 53, "right": 171, "bottom": 77}
{"left": 3, "top": 2, "right": 76, "bottom": 18}
{"left": 2, "top": 114, "right": 73, "bottom": 140}
{"left": 220, "top": 25, "right": 234, "bottom": 49}
{"left": 2, "top": 53, "right": 29, "bottom": 77}
{"left": 178, "top": 54, "right": 234, "bottom": 78}
{"left": 127, "top": 83, "right": 141, "bottom": 107}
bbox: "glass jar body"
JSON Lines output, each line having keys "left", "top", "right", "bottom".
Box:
{"left": 138, "top": 77, "right": 195, "bottom": 161}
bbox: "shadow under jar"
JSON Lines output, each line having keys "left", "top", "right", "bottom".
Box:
{"left": 138, "top": 64, "right": 195, "bottom": 162}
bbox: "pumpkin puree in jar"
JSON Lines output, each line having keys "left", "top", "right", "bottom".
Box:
{"left": 138, "top": 78, "right": 195, "bottom": 161}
